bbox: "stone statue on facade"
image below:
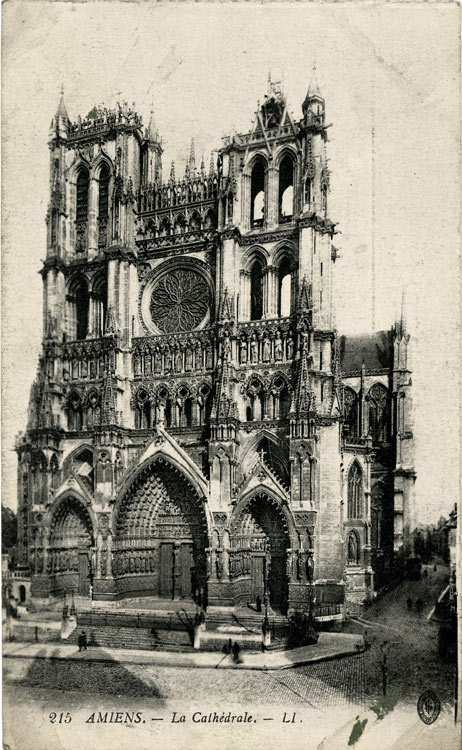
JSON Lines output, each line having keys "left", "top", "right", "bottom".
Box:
{"left": 240, "top": 337, "right": 247, "bottom": 363}
{"left": 250, "top": 334, "right": 258, "bottom": 363}
{"left": 275, "top": 332, "right": 283, "bottom": 361}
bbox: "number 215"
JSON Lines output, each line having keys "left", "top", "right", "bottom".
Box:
{"left": 49, "top": 712, "right": 72, "bottom": 724}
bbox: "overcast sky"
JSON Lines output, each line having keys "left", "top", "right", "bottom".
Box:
{"left": 2, "top": 1, "right": 460, "bottom": 524}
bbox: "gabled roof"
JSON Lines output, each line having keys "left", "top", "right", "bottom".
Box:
{"left": 339, "top": 330, "right": 393, "bottom": 374}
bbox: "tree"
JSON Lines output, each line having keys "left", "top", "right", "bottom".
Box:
{"left": 1, "top": 505, "right": 17, "bottom": 554}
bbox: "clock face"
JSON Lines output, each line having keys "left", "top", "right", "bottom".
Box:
{"left": 148, "top": 268, "right": 210, "bottom": 334}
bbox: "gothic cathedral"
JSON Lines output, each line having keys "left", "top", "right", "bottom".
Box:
{"left": 16, "top": 77, "right": 415, "bottom": 620}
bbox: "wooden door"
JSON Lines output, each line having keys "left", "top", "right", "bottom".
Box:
{"left": 159, "top": 543, "right": 174, "bottom": 599}
{"left": 269, "top": 555, "right": 287, "bottom": 613}
{"left": 251, "top": 555, "right": 265, "bottom": 603}
{"left": 179, "top": 544, "right": 194, "bottom": 599}
{"left": 78, "top": 552, "right": 89, "bottom": 596}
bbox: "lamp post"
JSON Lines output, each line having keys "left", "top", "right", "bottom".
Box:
{"left": 262, "top": 538, "right": 271, "bottom": 636}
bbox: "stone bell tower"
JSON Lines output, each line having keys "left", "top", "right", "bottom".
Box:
{"left": 207, "top": 74, "right": 344, "bottom": 617}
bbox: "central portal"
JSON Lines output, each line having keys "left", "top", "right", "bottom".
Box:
{"left": 114, "top": 459, "right": 208, "bottom": 602}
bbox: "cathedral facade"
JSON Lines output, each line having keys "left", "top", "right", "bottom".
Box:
{"left": 16, "top": 78, "right": 415, "bottom": 619}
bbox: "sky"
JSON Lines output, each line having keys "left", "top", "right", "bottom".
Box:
{"left": 1, "top": 1, "right": 460, "bottom": 525}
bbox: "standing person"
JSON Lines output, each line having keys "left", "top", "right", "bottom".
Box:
{"left": 232, "top": 641, "right": 241, "bottom": 663}
{"left": 78, "top": 630, "right": 87, "bottom": 651}
{"left": 380, "top": 641, "right": 392, "bottom": 696}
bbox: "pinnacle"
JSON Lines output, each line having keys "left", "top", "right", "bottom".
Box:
{"left": 146, "top": 105, "right": 158, "bottom": 142}
{"left": 189, "top": 138, "right": 196, "bottom": 171}
{"left": 305, "top": 62, "right": 322, "bottom": 101}
{"left": 209, "top": 152, "right": 216, "bottom": 176}
{"left": 56, "top": 86, "right": 69, "bottom": 121}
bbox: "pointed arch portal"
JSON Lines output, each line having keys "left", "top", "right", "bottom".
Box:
{"left": 232, "top": 492, "right": 290, "bottom": 613}
{"left": 49, "top": 495, "right": 94, "bottom": 595}
{"left": 114, "top": 458, "right": 209, "bottom": 601}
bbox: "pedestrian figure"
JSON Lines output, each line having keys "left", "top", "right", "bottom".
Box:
{"left": 415, "top": 598, "right": 423, "bottom": 615}
{"left": 380, "top": 640, "right": 392, "bottom": 696}
{"left": 232, "top": 641, "right": 241, "bottom": 663}
{"left": 256, "top": 595, "right": 262, "bottom": 613}
{"left": 364, "top": 629, "right": 371, "bottom": 650}
{"left": 406, "top": 597, "right": 413, "bottom": 611}
{"left": 78, "top": 630, "right": 87, "bottom": 651}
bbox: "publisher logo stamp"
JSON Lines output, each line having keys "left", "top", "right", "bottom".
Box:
{"left": 417, "top": 690, "right": 441, "bottom": 725}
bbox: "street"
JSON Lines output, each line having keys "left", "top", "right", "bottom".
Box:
{"left": 2, "top": 564, "right": 457, "bottom": 750}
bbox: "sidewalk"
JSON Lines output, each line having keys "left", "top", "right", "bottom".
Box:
{"left": 3, "top": 632, "right": 364, "bottom": 671}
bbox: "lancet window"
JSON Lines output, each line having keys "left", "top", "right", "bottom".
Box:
{"left": 67, "top": 276, "right": 89, "bottom": 341}
{"left": 347, "top": 462, "right": 363, "bottom": 519}
{"left": 76, "top": 168, "right": 89, "bottom": 252}
{"left": 277, "top": 256, "right": 292, "bottom": 317}
{"left": 368, "top": 384, "right": 389, "bottom": 443}
{"left": 278, "top": 154, "right": 294, "bottom": 223}
{"left": 250, "top": 159, "right": 265, "bottom": 227}
{"left": 250, "top": 259, "right": 264, "bottom": 321}
{"left": 343, "top": 387, "right": 358, "bottom": 439}
{"left": 135, "top": 388, "right": 151, "bottom": 429}
{"left": 98, "top": 163, "right": 110, "bottom": 248}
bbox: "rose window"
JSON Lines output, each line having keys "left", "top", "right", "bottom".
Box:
{"left": 149, "top": 269, "right": 210, "bottom": 333}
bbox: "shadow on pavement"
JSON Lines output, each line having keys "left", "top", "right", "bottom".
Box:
{"left": 19, "top": 647, "right": 166, "bottom": 702}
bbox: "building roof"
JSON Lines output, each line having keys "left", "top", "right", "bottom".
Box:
{"left": 339, "top": 330, "right": 392, "bottom": 375}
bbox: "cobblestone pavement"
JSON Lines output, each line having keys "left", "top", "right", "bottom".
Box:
{"left": 344, "top": 564, "right": 456, "bottom": 708}
{"left": 3, "top": 652, "right": 366, "bottom": 707}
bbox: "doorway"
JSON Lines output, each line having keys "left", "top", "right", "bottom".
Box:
{"left": 235, "top": 492, "right": 290, "bottom": 614}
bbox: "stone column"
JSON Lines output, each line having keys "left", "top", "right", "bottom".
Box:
{"left": 240, "top": 270, "right": 250, "bottom": 320}
{"left": 309, "top": 457, "right": 316, "bottom": 507}
{"left": 266, "top": 164, "right": 278, "bottom": 228}
{"left": 263, "top": 391, "right": 270, "bottom": 420}
{"left": 96, "top": 532, "right": 103, "bottom": 579}
{"left": 173, "top": 543, "right": 181, "bottom": 599}
{"left": 266, "top": 266, "right": 278, "bottom": 317}
{"left": 222, "top": 547, "right": 230, "bottom": 580}
{"left": 42, "top": 534, "right": 49, "bottom": 575}
{"left": 88, "top": 175, "right": 99, "bottom": 258}
{"left": 106, "top": 534, "right": 112, "bottom": 578}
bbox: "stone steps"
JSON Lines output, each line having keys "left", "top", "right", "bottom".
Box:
{"left": 61, "top": 605, "right": 291, "bottom": 653}
{"left": 67, "top": 625, "right": 195, "bottom": 652}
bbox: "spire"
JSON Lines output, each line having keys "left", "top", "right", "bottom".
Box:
{"left": 398, "top": 288, "right": 407, "bottom": 337}
{"left": 104, "top": 306, "right": 120, "bottom": 337}
{"left": 219, "top": 288, "right": 234, "bottom": 322}
{"left": 146, "top": 102, "right": 158, "bottom": 142}
{"left": 200, "top": 155, "right": 206, "bottom": 176}
{"left": 306, "top": 62, "right": 322, "bottom": 99}
{"left": 189, "top": 138, "right": 196, "bottom": 172}
{"left": 56, "top": 84, "right": 69, "bottom": 121}
{"left": 303, "top": 62, "right": 325, "bottom": 118}
{"left": 170, "top": 160, "right": 176, "bottom": 183}
{"left": 297, "top": 277, "right": 312, "bottom": 312}
{"left": 209, "top": 152, "right": 216, "bottom": 176}
{"left": 294, "top": 335, "right": 313, "bottom": 415}
{"left": 101, "top": 369, "right": 118, "bottom": 425}
{"left": 50, "top": 85, "right": 69, "bottom": 142}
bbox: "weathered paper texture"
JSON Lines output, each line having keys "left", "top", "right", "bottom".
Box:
{"left": 2, "top": 1, "right": 461, "bottom": 749}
